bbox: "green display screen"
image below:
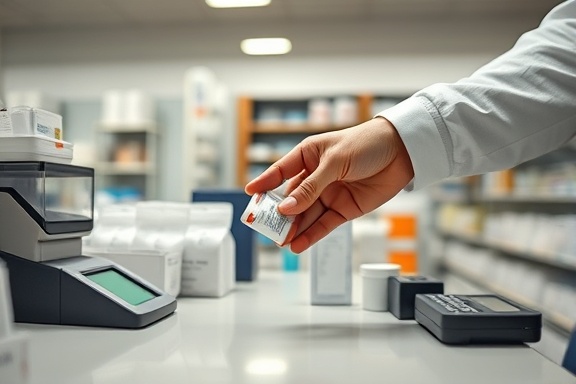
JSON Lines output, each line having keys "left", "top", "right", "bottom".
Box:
{"left": 86, "top": 269, "right": 157, "bottom": 306}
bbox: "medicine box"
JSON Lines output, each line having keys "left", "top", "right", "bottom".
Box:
{"left": 10, "top": 106, "right": 63, "bottom": 140}
{"left": 310, "top": 221, "right": 353, "bottom": 305}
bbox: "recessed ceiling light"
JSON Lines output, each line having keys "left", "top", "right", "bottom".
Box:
{"left": 206, "top": 0, "right": 271, "bottom": 8}
{"left": 240, "top": 38, "right": 292, "bottom": 55}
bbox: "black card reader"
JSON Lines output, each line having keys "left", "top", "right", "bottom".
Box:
{"left": 415, "top": 294, "right": 541, "bottom": 344}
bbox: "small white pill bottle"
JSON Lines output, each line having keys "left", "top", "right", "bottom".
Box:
{"left": 241, "top": 191, "right": 298, "bottom": 246}
{"left": 360, "top": 263, "right": 401, "bottom": 312}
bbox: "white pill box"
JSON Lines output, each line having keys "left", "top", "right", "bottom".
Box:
{"left": 310, "top": 221, "right": 353, "bottom": 305}
{"left": 241, "top": 191, "right": 297, "bottom": 246}
{"left": 9, "top": 106, "right": 63, "bottom": 140}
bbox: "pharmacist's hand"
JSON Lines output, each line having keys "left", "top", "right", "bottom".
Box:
{"left": 244, "top": 117, "right": 414, "bottom": 253}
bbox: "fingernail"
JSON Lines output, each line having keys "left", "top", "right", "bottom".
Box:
{"left": 278, "top": 196, "right": 297, "bottom": 211}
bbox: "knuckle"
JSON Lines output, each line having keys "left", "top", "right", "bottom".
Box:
{"left": 297, "top": 179, "right": 319, "bottom": 202}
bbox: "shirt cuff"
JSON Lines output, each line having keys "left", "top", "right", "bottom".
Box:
{"left": 376, "top": 96, "right": 451, "bottom": 190}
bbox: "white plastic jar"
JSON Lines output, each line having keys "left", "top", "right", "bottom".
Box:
{"left": 360, "top": 263, "right": 401, "bottom": 312}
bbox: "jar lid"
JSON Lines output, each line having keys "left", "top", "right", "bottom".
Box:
{"left": 359, "top": 263, "right": 401, "bottom": 278}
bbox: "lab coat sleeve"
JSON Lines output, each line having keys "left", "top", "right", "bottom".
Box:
{"left": 377, "top": 0, "right": 576, "bottom": 190}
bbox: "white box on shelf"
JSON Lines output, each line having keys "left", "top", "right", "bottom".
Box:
{"left": 9, "top": 106, "right": 63, "bottom": 140}
{"left": 310, "top": 221, "right": 353, "bottom": 305}
{"left": 83, "top": 247, "right": 182, "bottom": 297}
{"left": 0, "top": 136, "right": 73, "bottom": 164}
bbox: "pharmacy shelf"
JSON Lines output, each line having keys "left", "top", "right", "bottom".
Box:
{"left": 95, "top": 162, "right": 156, "bottom": 175}
{"left": 248, "top": 156, "right": 283, "bottom": 164}
{"left": 95, "top": 122, "right": 158, "bottom": 199}
{"left": 252, "top": 123, "right": 351, "bottom": 134}
{"left": 439, "top": 230, "right": 576, "bottom": 272}
{"left": 97, "top": 122, "right": 158, "bottom": 134}
{"left": 476, "top": 195, "right": 576, "bottom": 204}
{"left": 236, "top": 95, "right": 377, "bottom": 186}
{"left": 444, "top": 260, "right": 575, "bottom": 334}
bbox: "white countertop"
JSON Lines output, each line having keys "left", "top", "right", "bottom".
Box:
{"left": 15, "top": 271, "right": 576, "bottom": 384}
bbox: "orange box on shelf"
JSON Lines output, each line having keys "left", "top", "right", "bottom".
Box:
{"left": 388, "top": 249, "right": 418, "bottom": 274}
{"left": 387, "top": 214, "right": 417, "bottom": 239}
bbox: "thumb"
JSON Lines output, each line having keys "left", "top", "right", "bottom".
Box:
{"left": 278, "top": 163, "right": 336, "bottom": 215}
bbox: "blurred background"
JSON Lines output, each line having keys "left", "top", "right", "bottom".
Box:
{"left": 0, "top": 0, "right": 575, "bottom": 366}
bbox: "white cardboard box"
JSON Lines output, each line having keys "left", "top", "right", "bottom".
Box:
{"left": 9, "top": 106, "right": 63, "bottom": 140}
{"left": 83, "top": 247, "right": 182, "bottom": 297}
{"left": 0, "top": 135, "right": 73, "bottom": 164}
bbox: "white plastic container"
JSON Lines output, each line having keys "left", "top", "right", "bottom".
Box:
{"left": 360, "top": 263, "right": 401, "bottom": 312}
{"left": 333, "top": 96, "right": 358, "bottom": 126}
{"left": 241, "top": 191, "right": 297, "bottom": 246}
{"left": 308, "top": 98, "right": 332, "bottom": 126}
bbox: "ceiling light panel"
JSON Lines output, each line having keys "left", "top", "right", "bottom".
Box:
{"left": 206, "top": 0, "right": 271, "bottom": 8}
{"left": 240, "top": 38, "right": 292, "bottom": 55}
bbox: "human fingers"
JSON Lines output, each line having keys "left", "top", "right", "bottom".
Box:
{"left": 289, "top": 209, "right": 348, "bottom": 253}
{"left": 291, "top": 197, "right": 326, "bottom": 239}
{"left": 245, "top": 145, "right": 308, "bottom": 195}
{"left": 278, "top": 160, "right": 337, "bottom": 216}
{"left": 282, "top": 170, "right": 308, "bottom": 196}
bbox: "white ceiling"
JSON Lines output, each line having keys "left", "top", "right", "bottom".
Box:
{"left": 0, "top": 0, "right": 565, "bottom": 30}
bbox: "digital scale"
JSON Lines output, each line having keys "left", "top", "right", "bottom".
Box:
{"left": 0, "top": 162, "right": 176, "bottom": 328}
{"left": 415, "top": 293, "right": 541, "bottom": 344}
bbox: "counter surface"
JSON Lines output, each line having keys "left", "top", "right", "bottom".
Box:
{"left": 16, "top": 271, "right": 576, "bottom": 384}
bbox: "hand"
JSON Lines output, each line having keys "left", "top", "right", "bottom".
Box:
{"left": 245, "top": 117, "right": 414, "bottom": 253}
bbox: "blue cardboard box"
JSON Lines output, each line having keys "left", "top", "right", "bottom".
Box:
{"left": 192, "top": 189, "right": 258, "bottom": 282}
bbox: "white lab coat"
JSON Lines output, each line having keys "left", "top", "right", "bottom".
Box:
{"left": 378, "top": 0, "right": 576, "bottom": 190}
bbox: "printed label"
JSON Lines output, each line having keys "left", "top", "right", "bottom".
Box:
{"left": 0, "top": 110, "right": 13, "bottom": 136}
{"left": 242, "top": 191, "right": 294, "bottom": 244}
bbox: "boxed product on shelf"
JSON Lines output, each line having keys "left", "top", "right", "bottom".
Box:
{"left": 83, "top": 247, "right": 182, "bottom": 297}
{"left": 0, "top": 135, "right": 73, "bottom": 164}
{"left": 9, "top": 106, "right": 63, "bottom": 140}
{"left": 0, "top": 106, "right": 72, "bottom": 164}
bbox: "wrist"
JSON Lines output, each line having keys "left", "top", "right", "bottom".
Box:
{"left": 372, "top": 116, "right": 415, "bottom": 182}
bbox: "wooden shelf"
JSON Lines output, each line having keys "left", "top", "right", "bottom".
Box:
{"left": 236, "top": 94, "right": 376, "bottom": 186}
{"left": 251, "top": 123, "right": 355, "bottom": 134}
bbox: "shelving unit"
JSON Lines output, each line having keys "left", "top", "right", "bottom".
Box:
{"left": 429, "top": 145, "right": 576, "bottom": 334}
{"left": 237, "top": 95, "right": 384, "bottom": 186}
{"left": 444, "top": 260, "right": 575, "bottom": 333}
{"left": 94, "top": 122, "right": 158, "bottom": 200}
